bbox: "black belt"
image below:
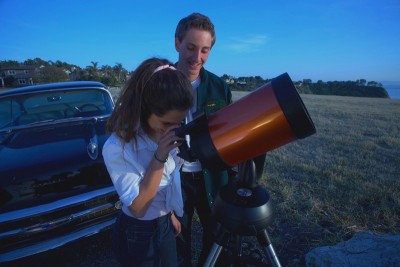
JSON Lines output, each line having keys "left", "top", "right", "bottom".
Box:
{"left": 183, "top": 171, "right": 203, "bottom": 180}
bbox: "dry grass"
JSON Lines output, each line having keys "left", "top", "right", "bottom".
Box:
{"left": 62, "top": 91, "right": 399, "bottom": 266}
{"left": 251, "top": 94, "right": 400, "bottom": 266}
{"left": 6, "top": 91, "right": 398, "bottom": 267}
{"left": 108, "top": 90, "right": 399, "bottom": 266}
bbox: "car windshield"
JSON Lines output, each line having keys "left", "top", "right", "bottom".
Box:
{"left": 0, "top": 89, "right": 113, "bottom": 129}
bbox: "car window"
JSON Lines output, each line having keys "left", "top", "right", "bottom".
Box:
{"left": 0, "top": 89, "right": 113, "bottom": 128}
{"left": 0, "top": 99, "right": 22, "bottom": 128}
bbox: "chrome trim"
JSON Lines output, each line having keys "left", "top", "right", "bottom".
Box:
{"left": 0, "top": 115, "right": 109, "bottom": 132}
{"left": 0, "top": 187, "right": 116, "bottom": 222}
{"left": 0, "top": 203, "right": 115, "bottom": 239}
{"left": 0, "top": 219, "right": 115, "bottom": 263}
{"left": 87, "top": 134, "right": 99, "bottom": 160}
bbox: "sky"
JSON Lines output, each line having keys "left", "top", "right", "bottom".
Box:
{"left": 1, "top": 0, "right": 399, "bottom": 83}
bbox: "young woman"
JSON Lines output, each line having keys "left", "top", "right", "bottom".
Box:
{"left": 102, "top": 57, "right": 193, "bottom": 266}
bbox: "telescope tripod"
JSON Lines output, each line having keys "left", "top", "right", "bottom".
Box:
{"left": 204, "top": 160, "right": 282, "bottom": 267}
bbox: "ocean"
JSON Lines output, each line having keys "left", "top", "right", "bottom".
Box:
{"left": 381, "top": 81, "right": 400, "bottom": 99}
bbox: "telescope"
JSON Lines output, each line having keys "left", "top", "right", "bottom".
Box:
{"left": 176, "top": 72, "right": 316, "bottom": 266}
{"left": 176, "top": 72, "right": 316, "bottom": 170}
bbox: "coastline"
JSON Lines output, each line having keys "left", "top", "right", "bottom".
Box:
{"left": 381, "top": 81, "right": 400, "bottom": 99}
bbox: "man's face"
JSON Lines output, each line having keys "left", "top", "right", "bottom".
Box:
{"left": 175, "top": 28, "right": 213, "bottom": 82}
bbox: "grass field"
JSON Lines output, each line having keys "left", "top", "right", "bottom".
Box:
{"left": 250, "top": 93, "right": 400, "bottom": 266}
{"left": 3, "top": 90, "right": 399, "bottom": 267}
{"left": 111, "top": 89, "right": 399, "bottom": 266}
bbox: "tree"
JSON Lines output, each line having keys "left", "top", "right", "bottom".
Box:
{"left": 36, "top": 66, "right": 69, "bottom": 84}
{"left": 221, "top": 74, "right": 230, "bottom": 80}
{"left": 113, "top": 63, "right": 123, "bottom": 83}
{"left": 86, "top": 61, "right": 98, "bottom": 76}
{"left": 24, "top": 57, "right": 49, "bottom": 66}
{"left": 90, "top": 61, "right": 98, "bottom": 70}
{"left": 357, "top": 79, "right": 366, "bottom": 86}
{"left": 0, "top": 60, "right": 20, "bottom": 66}
{"left": 101, "top": 64, "right": 113, "bottom": 77}
{"left": 100, "top": 64, "right": 117, "bottom": 86}
{"left": 84, "top": 61, "right": 101, "bottom": 81}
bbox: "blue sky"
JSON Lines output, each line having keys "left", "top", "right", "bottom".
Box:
{"left": 1, "top": 0, "right": 399, "bottom": 83}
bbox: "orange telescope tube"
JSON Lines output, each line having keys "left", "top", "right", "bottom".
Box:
{"left": 182, "top": 72, "right": 316, "bottom": 170}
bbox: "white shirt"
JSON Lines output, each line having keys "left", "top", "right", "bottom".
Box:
{"left": 182, "top": 77, "right": 203, "bottom": 172}
{"left": 102, "top": 131, "right": 184, "bottom": 220}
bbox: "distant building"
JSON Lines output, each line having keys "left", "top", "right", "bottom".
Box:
{"left": 0, "top": 65, "right": 38, "bottom": 87}
{"left": 225, "top": 77, "right": 235, "bottom": 84}
{"left": 294, "top": 82, "right": 303, "bottom": 87}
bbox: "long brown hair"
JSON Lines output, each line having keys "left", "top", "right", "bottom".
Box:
{"left": 106, "top": 57, "right": 193, "bottom": 143}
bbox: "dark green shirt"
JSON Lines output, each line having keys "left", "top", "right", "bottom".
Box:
{"left": 196, "top": 67, "right": 233, "bottom": 207}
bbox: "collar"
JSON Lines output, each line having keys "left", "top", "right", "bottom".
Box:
{"left": 134, "top": 128, "right": 157, "bottom": 151}
{"left": 191, "top": 76, "right": 201, "bottom": 88}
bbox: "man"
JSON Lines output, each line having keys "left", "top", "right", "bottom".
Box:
{"left": 174, "top": 13, "right": 232, "bottom": 266}
{"left": 175, "top": 13, "right": 267, "bottom": 266}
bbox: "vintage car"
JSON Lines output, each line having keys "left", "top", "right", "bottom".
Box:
{"left": 0, "top": 81, "right": 119, "bottom": 263}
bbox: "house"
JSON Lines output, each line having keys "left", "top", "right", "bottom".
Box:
{"left": 225, "top": 78, "right": 235, "bottom": 84}
{"left": 0, "top": 65, "right": 37, "bottom": 87}
{"left": 237, "top": 79, "right": 247, "bottom": 85}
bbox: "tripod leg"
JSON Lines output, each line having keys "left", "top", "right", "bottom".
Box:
{"left": 257, "top": 229, "right": 282, "bottom": 267}
{"left": 203, "top": 243, "right": 223, "bottom": 267}
{"left": 203, "top": 220, "right": 233, "bottom": 267}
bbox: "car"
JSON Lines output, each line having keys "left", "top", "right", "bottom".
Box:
{"left": 0, "top": 81, "right": 120, "bottom": 263}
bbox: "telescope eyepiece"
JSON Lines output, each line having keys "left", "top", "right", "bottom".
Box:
{"left": 175, "top": 123, "right": 187, "bottom": 138}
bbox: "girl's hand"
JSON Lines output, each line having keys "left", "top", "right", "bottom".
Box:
{"left": 155, "top": 124, "right": 184, "bottom": 161}
{"left": 171, "top": 212, "right": 181, "bottom": 236}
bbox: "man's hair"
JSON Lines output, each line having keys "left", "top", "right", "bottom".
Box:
{"left": 175, "top": 13, "right": 216, "bottom": 47}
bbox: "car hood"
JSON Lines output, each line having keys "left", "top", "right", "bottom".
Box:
{"left": 0, "top": 118, "right": 112, "bottom": 213}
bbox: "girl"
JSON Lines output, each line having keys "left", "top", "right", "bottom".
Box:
{"left": 103, "top": 57, "right": 193, "bottom": 266}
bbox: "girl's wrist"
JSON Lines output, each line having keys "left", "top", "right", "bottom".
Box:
{"left": 154, "top": 153, "right": 167, "bottom": 163}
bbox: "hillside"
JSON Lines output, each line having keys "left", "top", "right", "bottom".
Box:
{"left": 228, "top": 79, "right": 389, "bottom": 98}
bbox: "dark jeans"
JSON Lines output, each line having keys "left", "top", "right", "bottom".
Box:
{"left": 113, "top": 211, "right": 177, "bottom": 267}
{"left": 177, "top": 171, "right": 214, "bottom": 267}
